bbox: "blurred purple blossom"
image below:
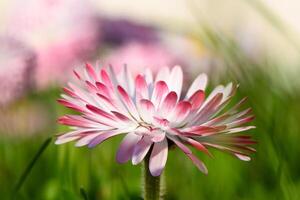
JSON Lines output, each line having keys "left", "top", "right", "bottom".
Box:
{"left": 99, "top": 18, "right": 158, "bottom": 45}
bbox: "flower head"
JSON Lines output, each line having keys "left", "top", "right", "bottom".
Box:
{"left": 56, "top": 63, "right": 256, "bottom": 176}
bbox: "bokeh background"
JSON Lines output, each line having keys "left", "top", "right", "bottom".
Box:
{"left": 1, "top": 0, "right": 300, "bottom": 199}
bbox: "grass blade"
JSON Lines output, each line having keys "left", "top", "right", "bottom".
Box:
{"left": 80, "top": 187, "right": 89, "bottom": 200}
{"left": 11, "top": 137, "right": 52, "bottom": 199}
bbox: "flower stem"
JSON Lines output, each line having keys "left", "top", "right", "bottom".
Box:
{"left": 143, "top": 154, "right": 164, "bottom": 200}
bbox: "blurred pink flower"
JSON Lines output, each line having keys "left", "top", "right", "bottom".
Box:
{"left": 56, "top": 63, "right": 256, "bottom": 176}
{"left": 5, "top": 0, "right": 101, "bottom": 88}
{"left": 36, "top": 32, "right": 100, "bottom": 88}
{"left": 103, "top": 42, "right": 182, "bottom": 77}
{"left": 0, "top": 37, "right": 36, "bottom": 106}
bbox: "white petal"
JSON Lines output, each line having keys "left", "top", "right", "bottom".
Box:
{"left": 168, "top": 66, "right": 183, "bottom": 97}
{"left": 132, "top": 137, "right": 153, "bottom": 165}
{"left": 116, "top": 133, "right": 142, "bottom": 163}
{"left": 149, "top": 139, "right": 168, "bottom": 176}
{"left": 186, "top": 73, "right": 208, "bottom": 98}
{"left": 155, "top": 66, "right": 170, "bottom": 83}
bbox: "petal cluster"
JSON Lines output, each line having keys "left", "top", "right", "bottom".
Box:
{"left": 56, "top": 63, "right": 256, "bottom": 176}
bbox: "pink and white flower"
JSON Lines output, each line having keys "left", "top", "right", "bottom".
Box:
{"left": 56, "top": 63, "right": 256, "bottom": 176}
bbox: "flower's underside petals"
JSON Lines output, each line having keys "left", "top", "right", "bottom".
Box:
{"left": 202, "top": 85, "right": 224, "bottom": 108}
{"left": 186, "top": 73, "right": 208, "bottom": 98}
{"left": 186, "top": 153, "right": 208, "bottom": 174}
{"left": 192, "top": 93, "right": 223, "bottom": 125}
{"left": 151, "top": 81, "right": 169, "bottom": 108}
{"left": 226, "top": 126, "right": 256, "bottom": 134}
{"left": 88, "top": 131, "right": 124, "bottom": 148}
{"left": 168, "top": 66, "right": 183, "bottom": 97}
{"left": 75, "top": 133, "right": 100, "bottom": 147}
{"left": 150, "top": 130, "right": 166, "bottom": 142}
{"left": 182, "top": 125, "right": 226, "bottom": 136}
{"left": 185, "top": 138, "right": 212, "bottom": 156}
{"left": 149, "top": 139, "right": 168, "bottom": 176}
{"left": 227, "top": 115, "right": 255, "bottom": 128}
{"left": 234, "top": 153, "right": 251, "bottom": 161}
{"left": 116, "top": 133, "right": 142, "bottom": 163}
{"left": 56, "top": 129, "right": 100, "bottom": 145}
{"left": 55, "top": 135, "right": 80, "bottom": 144}
{"left": 201, "top": 142, "right": 251, "bottom": 161}
{"left": 55, "top": 130, "right": 82, "bottom": 144}
{"left": 171, "top": 138, "right": 208, "bottom": 174}
{"left": 223, "top": 83, "right": 233, "bottom": 99}
{"left": 138, "top": 99, "right": 155, "bottom": 123}
{"left": 132, "top": 137, "right": 153, "bottom": 165}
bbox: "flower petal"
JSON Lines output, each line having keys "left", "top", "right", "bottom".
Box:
{"left": 168, "top": 66, "right": 183, "bottom": 97}
{"left": 85, "top": 63, "right": 98, "bottom": 81}
{"left": 155, "top": 67, "right": 170, "bottom": 82}
{"left": 159, "top": 91, "right": 177, "bottom": 118}
{"left": 149, "top": 139, "right": 168, "bottom": 176}
{"left": 117, "top": 85, "right": 140, "bottom": 120}
{"left": 116, "top": 133, "right": 142, "bottom": 163}
{"left": 169, "top": 101, "right": 192, "bottom": 125}
{"left": 135, "top": 74, "right": 149, "bottom": 100}
{"left": 88, "top": 131, "right": 123, "bottom": 148}
{"left": 138, "top": 99, "right": 155, "bottom": 123}
{"left": 132, "top": 137, "right": 153, "bottom": 165}
{"left": 75, "top": 133, "right": 100, "bottom": 147}
{"left": 151, "top": 81, "right": 169, "bottom": 109}
{"left": 171, "top": 138, "right": 208, "bottom": 174}
{"left": 186, "top": 73, "right": 208, "bottom": 98}
{"left": 188, "top": 90, "right": 205, "bottom": 111}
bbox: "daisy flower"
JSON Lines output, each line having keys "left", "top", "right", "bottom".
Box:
{"left": 56, "top": 63, "right": 255, "bottom": 176}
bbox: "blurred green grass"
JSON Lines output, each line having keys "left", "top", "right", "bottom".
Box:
{"left": 1, "top": 35, "right": 300, "bottom": 200}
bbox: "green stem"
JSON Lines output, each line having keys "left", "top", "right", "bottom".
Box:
{"left": 143, "top": 154, "right": 164, "bottom": 200}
